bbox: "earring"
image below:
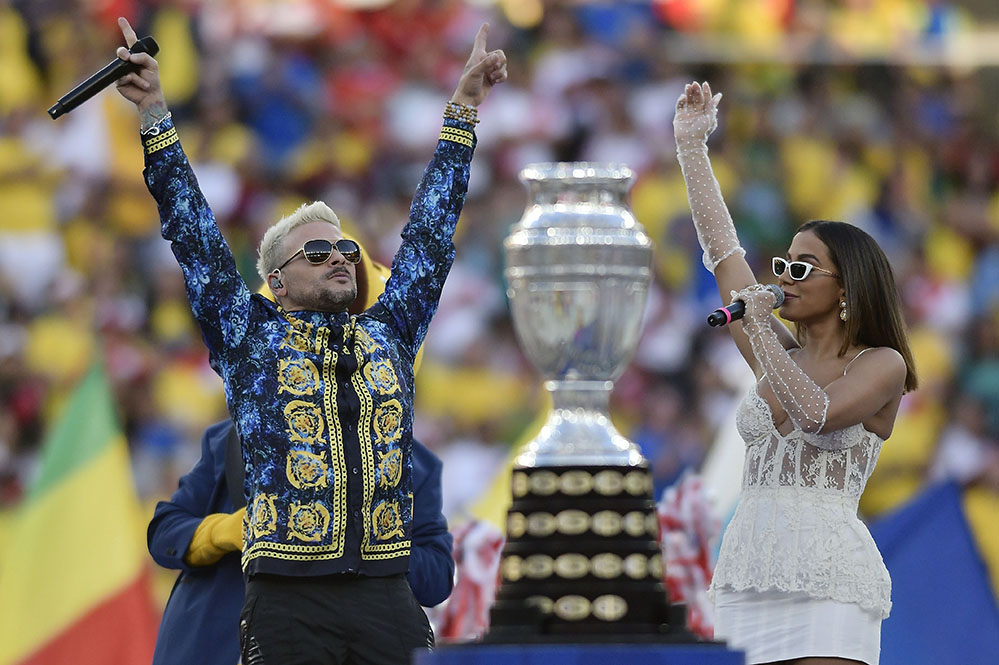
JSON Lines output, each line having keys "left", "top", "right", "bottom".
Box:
{"left": 839, "top": 298, "right": 848, "bottom": 321}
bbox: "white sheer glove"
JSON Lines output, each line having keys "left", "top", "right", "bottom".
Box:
{"left": 735, "top": 285, "right": 830, "bottom": 435}
{"left": 673, "top": 81, "right": 744, "bottom": 273}
{"left": 728, "top": 284, "right": 777, "bottom": 327}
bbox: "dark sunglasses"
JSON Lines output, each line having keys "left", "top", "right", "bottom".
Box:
{"left": 278, "top": 238, "right": 362, "bottom": 270}
{"left": 772, "top": 257, "right": 839, "bottom": 281}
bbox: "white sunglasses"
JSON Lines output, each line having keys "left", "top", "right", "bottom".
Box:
{"left": 772, "top": 257, "right": 839, "bottom": 281}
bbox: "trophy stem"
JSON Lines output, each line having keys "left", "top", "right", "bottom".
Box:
{"left": 515, "top": 380, "right": 645, "bottom": 468}
{"left": 546, "top": 380, "right": 613, "bottom": 411}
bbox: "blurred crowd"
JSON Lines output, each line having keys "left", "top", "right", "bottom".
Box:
{"left": 1, "top": 0, "right": 998, "bottom": 596}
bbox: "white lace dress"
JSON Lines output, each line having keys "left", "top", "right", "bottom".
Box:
{"left": 710, "top": 382, "right": 891, "bottom": 665}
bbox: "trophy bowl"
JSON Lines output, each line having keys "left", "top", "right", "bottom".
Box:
{"left": 504, "top": 163, "right": 653, "bottom": 468}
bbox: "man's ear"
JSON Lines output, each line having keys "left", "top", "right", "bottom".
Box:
{"left": 269, "top": 269, "right": 285, "bottom": 294}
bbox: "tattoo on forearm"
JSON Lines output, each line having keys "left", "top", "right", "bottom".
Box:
{"left": 140, "top": 101, "right": 169, "bottom": 131}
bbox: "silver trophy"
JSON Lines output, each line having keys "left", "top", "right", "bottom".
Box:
{"left": 504, "top": 163, "right": 652, "bottom": 468}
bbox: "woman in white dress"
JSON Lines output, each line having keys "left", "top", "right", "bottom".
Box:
{"left": 673, "top": 81, "right": 918, "bottom": 665}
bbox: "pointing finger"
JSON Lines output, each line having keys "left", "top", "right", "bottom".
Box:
{"left": 118, "top": 16, "right": 138, "bottom": 48}
{"left": 472, "top": 23, "right": 489, "bottom": 55}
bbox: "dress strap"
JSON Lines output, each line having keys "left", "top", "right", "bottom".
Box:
{"left": 843, "top": 347, "right": 874, "bottom": 375}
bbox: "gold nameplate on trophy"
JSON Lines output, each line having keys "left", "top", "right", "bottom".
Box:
{"left": 592, "top": 595, "right": 629, "bottom": 622}
{"left": 525, "top": 554, "right": 555, "bottom": 579}
{"left": 648, "top": 554, "right": 664, "bottom": 579}
{"left": 512, "top": 472, "right": 529, "bottom": 498}
{"left": 554, "top": 595, "right": 590, "bottom": 621}
{"left": 502, "top": 555, "right": 524, "bottom": 582}
{"left": 527, "top": 512, "right": 557, "bottom": 538}
{"left": 554, "top": 553, "right": 590, "bottom": 579}
{"left": 591, "top": 552, "right": 623, "bottom": 579}
{"left": 593, "top": 470, "right": 624, "bottom": 496}
{"left": 592, "top": 510, "right": 623, "bottom": 537}
{"left": 525, "top": 595, "right": 554, "bottom": 615}
{"left": 555, "top": 509, "right": 590, "bottom": 535}
{"left": 529, "top": 470, "right": 560, "bottom": 495}
{"left": 623, "top": 553, "right": 648, "bottom": 580}
{"left": 624, "top": 511, "right": 647, "bottom": 537}
{"left": 507, "top": 512, "right": 527, "bottom": 539}
{"left": 559, "top": 470, "right": 594, "bottom": 495}
{"left": 624, "top": 470, "right": 651, "bottom": 496}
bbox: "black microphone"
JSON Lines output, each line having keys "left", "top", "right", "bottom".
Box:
{"left": 48, "top": 36, "right": 159, "bottom": 120}
{"left": 707, "top": 284, "right": 785, "bottom": 327}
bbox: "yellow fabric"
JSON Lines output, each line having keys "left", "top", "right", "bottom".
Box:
{"left": 415, "top": 362, "right": 530, "bottom": 429}
{"left": 0, "top": 135, "right": 57, "bottom": 233}
{"left": 150, "top": 8, "right": 199, "bottom": 106}
{"left": 0, "top": 7, "right": 42, "bottom": 111}
{"left": 105, "top": 96, "right": 158, "bottom": 236}
{"left": 779, "top": 134, "right": 878, "bottom": 222}
{"left": 925, "top": 224, "right": 975, "bottom": 282}
{"left": 184, "top": 508, "right": 246, "bottom": 567}
{"left": 150, "top": 298, "right": 198, "bottom": 346}
{"left": 291, "top": 129, "right": 376, "bottom": 180}
{"left": 153, "top": 362, "right": 227, "bottom": 429}
{"left": 24, "top": 314, "right": 95, "bottom": 382}
{"left": 963, "top": 486, "right": 999, "bottom": 599}
{"left": 181, "top": 122, "right": 254, "bottom": 166}
{"left": 730, "top": 0, "right": 785, "bottom": 47}
{"left": 859, "top": 399, "right": 945, "bottom": 518}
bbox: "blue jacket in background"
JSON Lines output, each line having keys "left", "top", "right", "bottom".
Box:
{"left": 147, "top": 420, "right": 453, "bottom": 665}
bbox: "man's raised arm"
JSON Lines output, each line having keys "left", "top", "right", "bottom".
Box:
{"left": 114, "top": 17, "right": 252, "bottom": 365}
{"left": 375, "top": 24, "right": 508, "bottom": 353}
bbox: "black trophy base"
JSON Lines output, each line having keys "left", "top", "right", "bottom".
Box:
{"left": 485, "top": 464, "right": 700, "bottom": 644}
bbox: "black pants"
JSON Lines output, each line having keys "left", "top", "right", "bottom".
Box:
{"left": 240, "top": 573, "right": 433, "bottom": 665}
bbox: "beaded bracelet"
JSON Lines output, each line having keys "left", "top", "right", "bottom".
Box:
{"left": 444, "top": 101, "right": 479, "bottom": 126}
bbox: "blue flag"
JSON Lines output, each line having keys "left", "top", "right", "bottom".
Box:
{"left": 870, "top": 481, "right": 999, "bottom": 665}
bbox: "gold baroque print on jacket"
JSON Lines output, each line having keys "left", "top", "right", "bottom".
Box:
{"left": 373, "top": 398, "right": 403, "bottom": 444}
{"left": 283, "top": 399, "right": 325, "bottom": 444}
{"left": 251, "top": 493, "right": 278, "bottom": 538}
{"left": 288, "top": 501, "right": 331, "bottom": 542}
{"left": 277, "top": 357, "right": 320, "bottom": 395}
{"left": 281, "top": 317, "right": 317, "bottom": 353}
{"left": 286, "top": 448, "right": 330, "bottom": 490}
{"left": 363, "top": 358, "right": 399, "bottom": 396}
{"left": 371, "top": 499, "right": 405, "bottom": 541}
{"left": 144, "top": 112, "right": 476, "bottom": 577}
{"left": 354, "top": 326, "right": 381, "bottom": 355}
{"left": 377, "top": 447, "right": 403, "bottom": 488}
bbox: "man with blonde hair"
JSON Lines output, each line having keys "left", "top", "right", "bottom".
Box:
{"left": 148, "top": 242, "right": 453, "bottom": 665}
{"left": 255, "top": 202, "right": 358, "bottom": 311}
{"left": 113, "top": 13, "right": 506, "bottom": 664}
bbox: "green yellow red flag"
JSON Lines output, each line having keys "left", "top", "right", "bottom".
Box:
{"left": 0, "top": 360, "right": 158, "bottom": 665}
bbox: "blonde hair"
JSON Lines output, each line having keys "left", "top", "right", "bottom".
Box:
{"left": 256, "top": 201, "right": 341, "bottom": 283}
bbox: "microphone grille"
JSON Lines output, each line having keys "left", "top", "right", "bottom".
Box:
{"left": 766, "top": 283, "right": 785, "bottom": 307}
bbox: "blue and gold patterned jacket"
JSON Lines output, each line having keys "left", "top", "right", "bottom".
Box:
{"left": 142, "top": 116, "right": 475, "bottom": 578}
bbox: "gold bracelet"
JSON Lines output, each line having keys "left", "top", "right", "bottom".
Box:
{"left": 444, "top": 101, "right": 479, "bottom": 126}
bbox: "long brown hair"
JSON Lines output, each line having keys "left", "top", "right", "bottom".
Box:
{"left": 796, "top": 220, "right": 918, "bottom": 392}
